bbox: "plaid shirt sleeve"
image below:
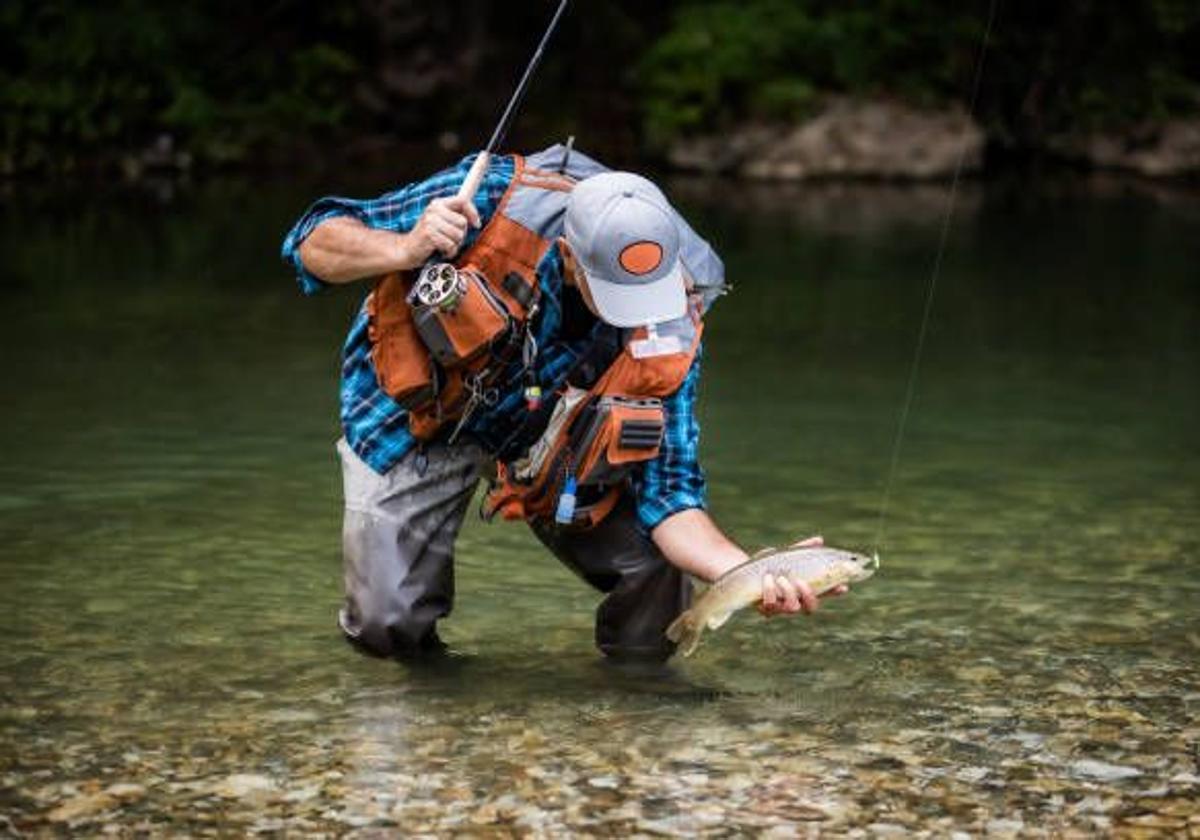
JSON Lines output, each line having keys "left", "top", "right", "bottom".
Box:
{"left": 634, "top": 344, "right": 707, "bottom": 532}
{"left": 280, "top": 154, "right": 514, "bottom": 296}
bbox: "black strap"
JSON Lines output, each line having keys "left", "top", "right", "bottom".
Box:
{"left": 502, "top": 271, "right": 536, "bottom": 311}
{"left": 567, "top": 324, "right": 622, "bottom": 390}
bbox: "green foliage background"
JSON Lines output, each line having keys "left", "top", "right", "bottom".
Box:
{"left": 1, "top": 0, "right": 365, "bottom": 173}
{"left": 2, "top": 0, "right": 1198, "bottom": 175}
{"left": 641, "top": 0, "right": 1200, "bottom": 143}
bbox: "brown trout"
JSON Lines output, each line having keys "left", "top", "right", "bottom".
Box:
{"left": 666, "top": 546, "right": 878, "bottom": 656}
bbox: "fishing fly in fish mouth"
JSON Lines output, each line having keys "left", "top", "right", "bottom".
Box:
{"left": 279, "top": 0, "right": 872, "bottom": 663}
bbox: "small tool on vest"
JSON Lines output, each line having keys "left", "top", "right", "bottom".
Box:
{"left": 447, "top": 373, "right": 499, "bottom": 445}
{"left": 521, "top": 323, "right": 541, "bottom": 411}
{"left": 524, "top": 382, "right": 542, "bottom": 412}
{"left": 554, "top": 474, "right": 578, "bottom": 525}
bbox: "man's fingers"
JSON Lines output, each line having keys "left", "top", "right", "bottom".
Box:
{"left": 790, "top": 535, "right": 824, "bottom": 548}
{"left": 444, "top": 196, "right": 482, "bottom": 229}
{"left": 430, "top": 230, "right": 457, "bottom": 256}
{"left": 761, "top": 573, "right": 778, "bottom": 614}
{"left": 462, "top": 199, "right": 482, "bottom": 229}
{"left": 426, "top": 198, "right": 471, "bottom": 234}
{"left": 438, "top": 211, "right": 468, "bottom": 236}
{"left": 759, "top": 573, "right": 848, "bottom": 617}
{"left": 430, "top": 208, "right": 468, "bottom": 239}
{"left": 794, "top": 579, "right": 819, "bottom": 614}
{"left": 433, "top": 218, "right": 467, "bottom": 248}
{"left": 776, "top": 576, "right": 802, "bottom": 613}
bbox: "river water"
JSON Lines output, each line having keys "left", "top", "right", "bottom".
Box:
{"left": 1, "top": 172, "right": 1197, "bottom": 836}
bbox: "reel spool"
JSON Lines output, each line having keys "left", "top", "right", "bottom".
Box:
{"left": 413, "top": 263, "right": 468, "bottom": 311}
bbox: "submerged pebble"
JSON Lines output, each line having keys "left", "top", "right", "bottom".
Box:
{"left": 211, "top": 773, "right": 278, "bottom": 799}
{"left": 1070, "top": 759, "right": 1143, "bottom": 782}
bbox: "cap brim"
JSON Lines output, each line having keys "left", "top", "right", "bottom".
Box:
{"left": 581, "top": 259, "right": 687, "bottom": 328}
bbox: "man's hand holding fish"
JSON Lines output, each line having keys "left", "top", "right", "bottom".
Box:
{"left": 756, "top": 536, "right": 849, "bottom": 617}
{"left": 664, "top": 533, "right": 877, "bottom": 656}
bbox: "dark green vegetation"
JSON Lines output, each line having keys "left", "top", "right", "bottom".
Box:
{"left": 0, "top": 0, "right": 663, "bottom": 175}
{"left": 641, "top": 0, "right": 1200, "bottom": 144}
{"left": 3, "top": 0, "right": 1198, "bottom": 175}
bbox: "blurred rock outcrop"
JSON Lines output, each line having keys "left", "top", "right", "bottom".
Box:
{"left": 668, "top": 99, "right": 985, "bottom": 181}
{"left": 1046, "top": 120, "right": 1200, "bottom": 177}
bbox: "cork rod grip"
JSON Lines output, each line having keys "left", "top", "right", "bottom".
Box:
{"left": 456, "top": 152, "right": 491, "bottom": 204}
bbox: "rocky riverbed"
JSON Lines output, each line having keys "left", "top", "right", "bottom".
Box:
{"left": 3, "top": 637, "right": 1198, "bottom": 837}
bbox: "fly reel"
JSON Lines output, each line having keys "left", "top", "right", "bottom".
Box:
{"left": 412, "top": 263, "right": 468, "bottom": 311}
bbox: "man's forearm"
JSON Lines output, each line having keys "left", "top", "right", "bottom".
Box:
{"left": 650, "top": 508, "right": 748, "bottom": 582}
{"left": 651, "top": 509, "right": 837, "bottom": 617}
{"left": 298, "top": 216, "right": 422, "bottom": 285}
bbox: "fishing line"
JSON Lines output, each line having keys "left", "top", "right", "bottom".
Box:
{"left": 872, "top": 0, "right": 999, "bottom": 554}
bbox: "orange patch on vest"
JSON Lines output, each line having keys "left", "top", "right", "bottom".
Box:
{"left": 619, "top": 241, "right": 663, "bottom": 275}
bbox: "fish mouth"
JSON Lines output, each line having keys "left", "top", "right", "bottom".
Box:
{"left": 851, "top": 552, "right": 880, "bottom": 579}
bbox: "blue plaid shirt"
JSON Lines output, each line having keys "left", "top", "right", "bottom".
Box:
{"left": 281, "top": 151, "right": 707, "bottom": 531}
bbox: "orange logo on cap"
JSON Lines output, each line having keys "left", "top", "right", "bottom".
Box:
{"left": 619, "top": 241, "right": 663, "bottom": 276}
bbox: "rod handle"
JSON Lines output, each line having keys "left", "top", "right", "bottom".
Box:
{"left": 456, "top": 152, "right": 490, "bottom": 203}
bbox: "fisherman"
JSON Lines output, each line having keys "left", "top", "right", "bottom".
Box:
{"left": 281, "top": 145, "right": 848, "bottom": 661}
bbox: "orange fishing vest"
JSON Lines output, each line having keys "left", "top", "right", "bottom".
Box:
{"left": 366, "top": 154, "right": 573, "bottom": 440}
{"left": 481, "top": 312, "right": 702, "bottom": 528}
{"left": 366, "top": 152, "right": 703, "bottom": 528}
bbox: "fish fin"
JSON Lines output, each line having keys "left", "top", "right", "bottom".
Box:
{"left": 665, "top": 609, "right": 704, "bottom": 657}
{"left": 707, "top": 610, "right": 733, "bottom": 631}
{"left": 665, "top": 610, "right": 690, "bottom": 643}
{"left": 750, "top": 546, "right": 777, "bottom": 560}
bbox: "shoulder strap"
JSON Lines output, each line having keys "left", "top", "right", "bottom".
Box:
{"left": 566, "top": 324, "right": 623, "bottom": 390}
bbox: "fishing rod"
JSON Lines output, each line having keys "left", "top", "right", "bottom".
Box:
{"left": 456, "top": 0, "right": 571, "bottom": 203}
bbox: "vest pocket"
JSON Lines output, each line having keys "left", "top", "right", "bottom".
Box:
{"left": 572, "top": 396, "right": 665, "bottom": 487}
{"left": 368, "top": 273, "right": 436, "bottom": 409}
{"left": 407, "top": 368, "right": 469, "bottom": 441}
{"left": 411, "top": 266, "right": 512, "bottom": 367}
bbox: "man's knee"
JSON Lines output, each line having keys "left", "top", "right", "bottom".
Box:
{"left": 338, "top": 510, "right": 453, "bottom": 659}
{"left": 534, "top": 496, "right": 693, "bottom": 659}
{"left": 595, "top": 561, "right": 692, "bottom": 661}
{"left": 339, "top": 601, "right": 442, "bottom": 659}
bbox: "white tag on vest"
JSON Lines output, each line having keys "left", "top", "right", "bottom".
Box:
{"left": 630, "top": 324, "right": 684, "bottom": 358}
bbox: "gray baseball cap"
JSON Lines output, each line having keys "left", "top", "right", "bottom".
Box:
{"left": 563, "top": 172, "right": 687, "bottom": 327}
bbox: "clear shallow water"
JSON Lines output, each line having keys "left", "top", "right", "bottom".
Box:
{"left": 1, "top": 174, "right": 1197, "bottom": 835}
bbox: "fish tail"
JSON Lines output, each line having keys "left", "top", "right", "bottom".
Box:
{"left": 665, "top": 609, "right": 703, "bottom": 657}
